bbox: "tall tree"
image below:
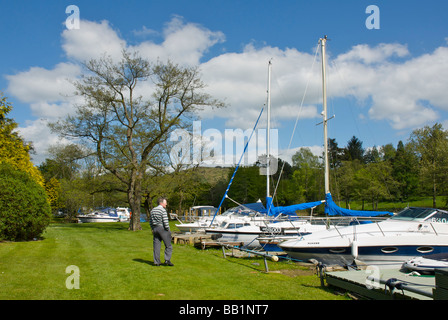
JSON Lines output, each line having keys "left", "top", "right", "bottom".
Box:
{"left": 409, "top": 123, "right": 448, "bottom": 207}
{"left": 291, "top": 148, "right": 322, "bottom": 202}
{"left": 344, "top": 136, "right": 365, "bottom": 162}
{"left": 391, "top": 141, "right": 419, "bottom": 200}
{"left": 328, "top": 138, "right": 344, "bottom": 169}
{"left": 50, "top": 50, "right": 225, "bottom": 230}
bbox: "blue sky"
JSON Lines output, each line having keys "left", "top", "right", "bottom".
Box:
{"left": 1, "top": 0, "right": 448, "bottom": 165}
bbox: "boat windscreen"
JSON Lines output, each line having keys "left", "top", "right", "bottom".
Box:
{"left": 392, "top": 207, "right": 437, "bottom": 221}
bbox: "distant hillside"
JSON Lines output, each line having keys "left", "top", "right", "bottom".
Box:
{"left": 195, "top": 166, "right": 232, "bottom": 185}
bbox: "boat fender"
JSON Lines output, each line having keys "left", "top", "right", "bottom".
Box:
{"left": 351, "top": 240, "right": 358, "bottom": 259}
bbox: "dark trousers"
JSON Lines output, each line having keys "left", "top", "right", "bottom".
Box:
{"left": 152, "top": 225, "right": 172, "bottom": 264}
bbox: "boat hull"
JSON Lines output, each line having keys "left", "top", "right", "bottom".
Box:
{"left": 281, "top": 236, "right": 448, "bottom": 267}
{"left": 205, "top": 228, "right": 262, "bottom": 248}
{"left": 77, "top": 216, "right": 120, "bottom": 223}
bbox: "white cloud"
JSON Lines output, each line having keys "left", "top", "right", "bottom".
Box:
{"left": 6, "top": 62, "right": 80, "bottom": 105}
{"left": 200, "top": 44, "right": 322, "bottom": 128}
{"left": 17, "top": 119, "right": 71, "bottom": 164}
{"left": 5, "top": 16, "right": 448, "bottom": 164}
{"left": 62, "top": 20, "right": 126, "bottom": 62}
{"left": 336, "top": 43, "right": 409, "bottom": 64}
{"left": 131, "top": 15, "right": 225, "bottom": 65}
{"left": 328, "top": 44, "right": 448, "bottom": 130}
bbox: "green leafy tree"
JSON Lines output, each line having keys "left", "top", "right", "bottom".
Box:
{"left": 44, "top": 177, "right": 62, "bottom": 214}
{"left": 409, "top": 123, "right": 448, "bottom": 207}
{"left": 391, "top": 141, "right": 419, "bottom": 200}
{"left": 343, "top": 136, "right": 365, "bottom": 162}
{"left": 291, "top": 148, "right": 322, "bottom": 202}
{"left": 0, "top": 93, "right": 45, "bottom": 187}
{"left": 227, "top": 165, "right": 265, "bottom": 205}
{"left": 333, "top": 160, "right": 364, "bottom": 208}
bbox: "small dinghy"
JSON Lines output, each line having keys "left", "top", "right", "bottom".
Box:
{"left": 402, "top": 253, "right": 448, "bottom": 274}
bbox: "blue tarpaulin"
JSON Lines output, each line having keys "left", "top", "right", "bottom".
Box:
{"left": 265, "top": 196, "right": 324, "bottom": 216}
{"left": 324, "top": 193, "right": 392, "bottom": 217}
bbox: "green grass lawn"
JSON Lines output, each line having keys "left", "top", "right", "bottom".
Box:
{"left": 0, "top": 221, "right": 348, "bottom": 300}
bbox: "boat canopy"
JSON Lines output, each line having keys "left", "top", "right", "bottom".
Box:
{"left": 324, "top": 193, "right": 392, "bottom": 217}
{"left": 265, "top": 196, "right": 324, "bottom": 216}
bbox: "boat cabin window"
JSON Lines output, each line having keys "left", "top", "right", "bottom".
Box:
{"left": 392, "top": 207, "right": 445, "bottom": 221}
{"left": 226, "top": 223, "right": 245, "bottom": 229}
{"left": 221, "top": 205, "right": 262, "bottom": 217}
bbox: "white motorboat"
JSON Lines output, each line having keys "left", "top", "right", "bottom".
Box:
{"left": 204, "top": 216, "right": 266, "bottom": 247}
{"left": 203, "top": 202, "right": 328, "bottom": 248}
{"left": 279, "top": 207, "right": 448, "bottom": 268}
{"left": 176, "top": 217, "right": 219, "bottom": 233}
{"left": 258, "top": 219, "right": 329, "bottom": 252}
{"left": 402, "top": 253, "right": 448, "bottom": 274}
{"left": 175, "top": 205, "right": 218, "bottom": 233}
{"left": 77, "top": 208, "right": 120, "bottom": 223}
{"left": 116, "top": 207, "right": 131, "bottom": 221}
{"left": 176, "top": 202, "right": 264, "bottom": 233}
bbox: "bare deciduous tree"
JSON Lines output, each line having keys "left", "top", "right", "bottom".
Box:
{"left": 50, "top": 50, "right": 225, "bottom": 230}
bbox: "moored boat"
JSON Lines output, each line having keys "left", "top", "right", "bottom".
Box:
{"left": 279, "top": 207, "right": 448, "bottom": 268}
{"left": 77, "top": 207, "right": 120, "bottom": 223}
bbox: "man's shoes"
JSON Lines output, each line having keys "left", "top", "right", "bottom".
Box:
{"left": 164, "top": 261, "right": 174, "bottom": 266}
{"left": 154, "top": 262, "right": 160, "bottom": 266}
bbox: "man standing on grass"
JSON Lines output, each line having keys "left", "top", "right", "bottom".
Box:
{"left": 150, "top": 197, "right": 174, "bottom": 266}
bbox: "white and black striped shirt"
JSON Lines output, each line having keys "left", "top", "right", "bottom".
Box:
{"left": 149, "top": 205, "right": 170, "bottom": 231}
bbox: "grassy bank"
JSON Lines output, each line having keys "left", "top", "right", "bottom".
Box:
{"left": 0, "top": 221, "right": 348, "bottom": 300}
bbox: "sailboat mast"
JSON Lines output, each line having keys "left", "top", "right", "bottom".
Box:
{"left": 320, "top": 36, "right": 330, "bottom": 195}
{"left": 266, "top": 59, "right": 272, "bottom": 198}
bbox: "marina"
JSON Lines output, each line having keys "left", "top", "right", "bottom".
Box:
{"left": 170, "top": 36, "right": 448, "bottom": 300}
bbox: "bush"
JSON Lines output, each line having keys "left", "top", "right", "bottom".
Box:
{"left": 0, "top": 163, "right": 51, "bottom": 241}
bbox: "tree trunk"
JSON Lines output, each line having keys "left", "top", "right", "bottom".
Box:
{"left": 143, "top": 193, "right": 153, "bottom": 221}
{"left": 128, "top": 172, "right": 143, "bottom": 231}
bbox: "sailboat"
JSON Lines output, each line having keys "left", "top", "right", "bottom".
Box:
{"left": 278, "top": 36, "right": 448, "bottom": 268}
{"left": 204, "top": 60, "right": 329, "bottom": 248}
{"left": 257, "top": 37, "right": 392, "bottom": 252}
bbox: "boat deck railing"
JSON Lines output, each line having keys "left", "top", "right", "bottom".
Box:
{"left": 329, "top": 220, "right": 448, "bottom": 239}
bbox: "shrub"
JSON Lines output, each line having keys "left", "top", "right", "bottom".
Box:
{"left": 0, "top": 163, "right": 51, "bottom": 241}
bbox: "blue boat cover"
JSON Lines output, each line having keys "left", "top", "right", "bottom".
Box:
{"left": 242, "top": 202, "right": 267, "bottom": 212}
{"left": 324, "top": 193, "right": 392, "bottom": 217}
{"left": 265, "top": 196, "right": 324, "bottom": 216}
